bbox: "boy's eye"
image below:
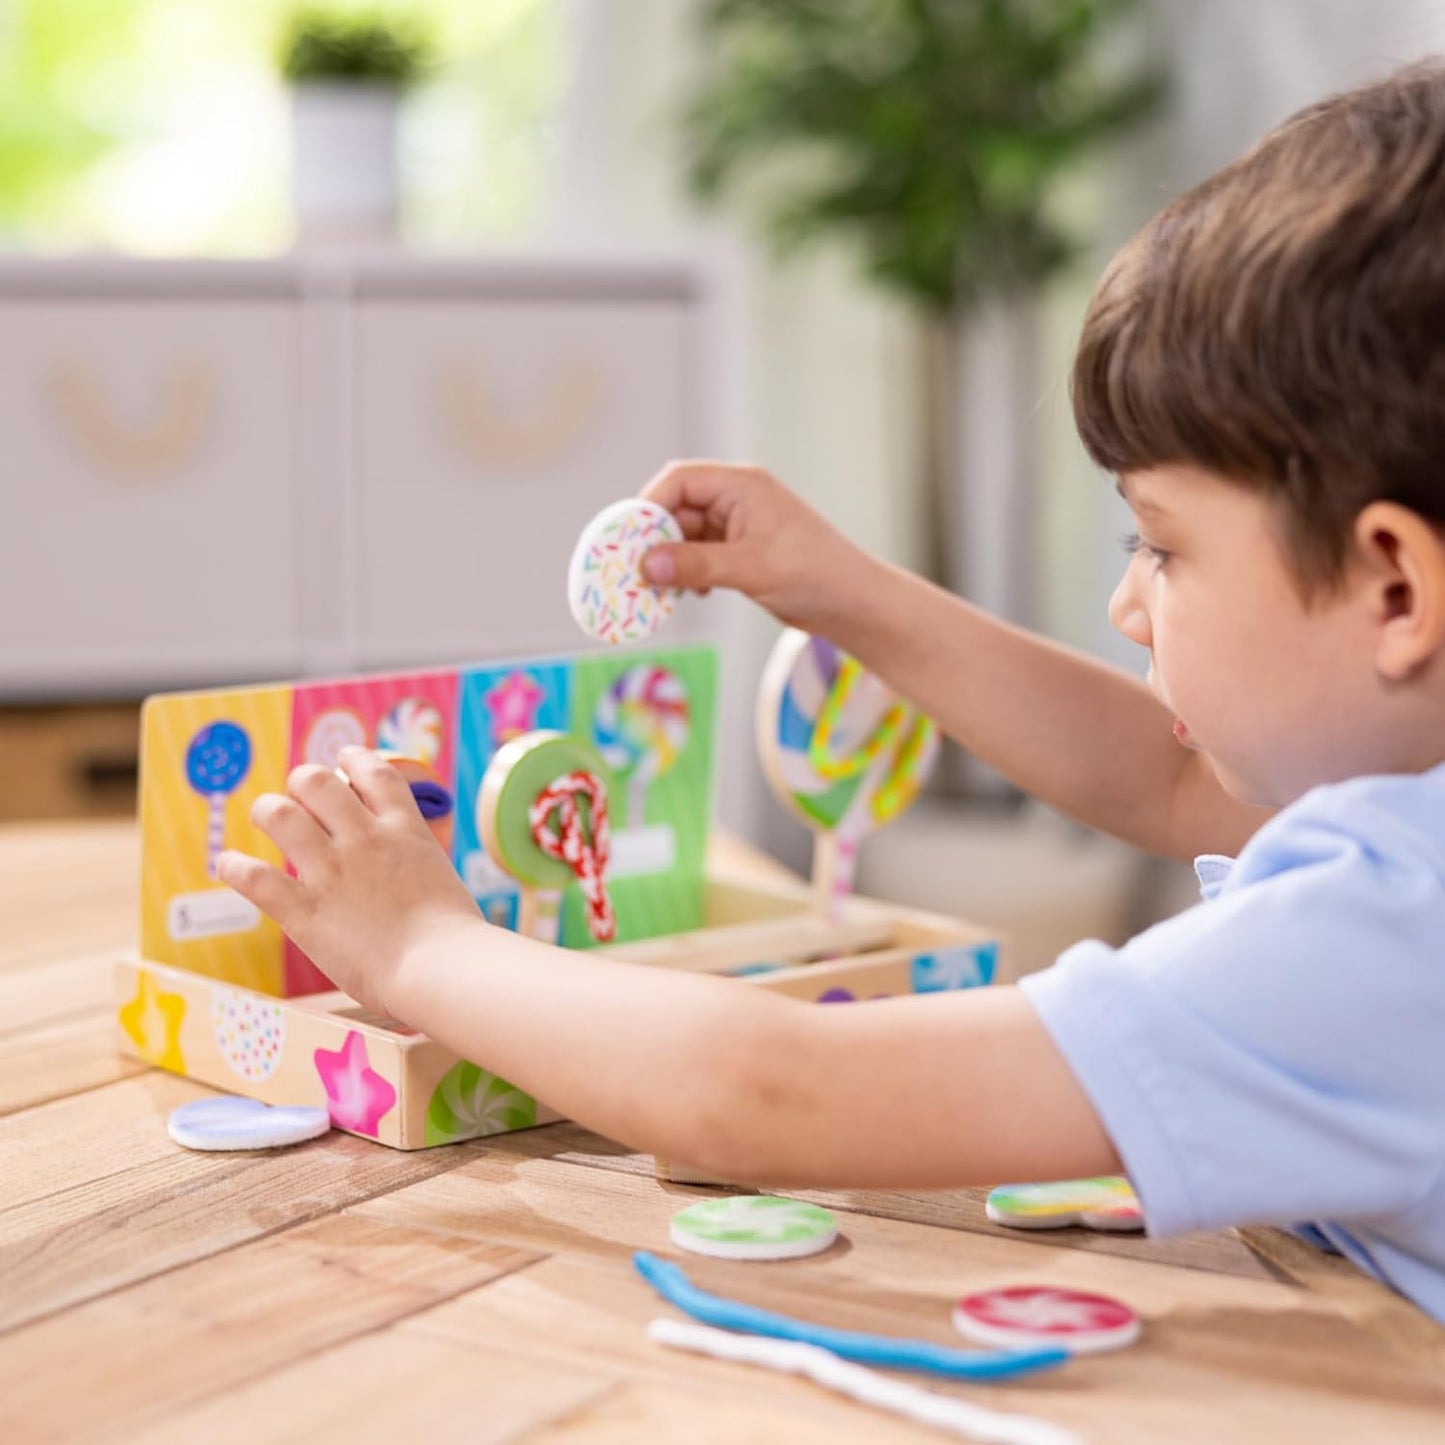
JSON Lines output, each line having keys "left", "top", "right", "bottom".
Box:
{"left": 1119, "top": 531, "right": 1171, "bottom": 569}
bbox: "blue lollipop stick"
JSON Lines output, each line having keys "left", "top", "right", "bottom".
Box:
{"left": 633, "top": 1252, "right": 1067, "bottom": 1383}
{"left": 186, "top": 722, "right": 252, "bottom": 878}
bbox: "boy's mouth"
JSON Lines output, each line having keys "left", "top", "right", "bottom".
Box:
{"left": 1173, "top": 718, "right": 1192, "bottom": 745}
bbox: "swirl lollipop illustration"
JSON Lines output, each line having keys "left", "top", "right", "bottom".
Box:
{"left": 757, "top": 630, "right": 938, "bottom": 919}
{"left": 592, "top": 664, "right": 690, "bottom": 829}
{"left": 478, "top": 731, "right": 617, "bottom": 944}
{"left": 377, "top": 697, "right": 444, "bottom": 767}
{"left": 185, "top": 721, "right": 252, "bottom": 878}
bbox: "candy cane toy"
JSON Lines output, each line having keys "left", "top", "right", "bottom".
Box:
{"left": 757, "top": 630, "right": 939, "bottom": 920}
{"left": 477, "top": 731, "right": 617, "bottom": 943}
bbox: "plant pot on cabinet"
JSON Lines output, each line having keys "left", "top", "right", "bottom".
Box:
{"left": 289, "top": 81, "right": 401, "bottom": 245}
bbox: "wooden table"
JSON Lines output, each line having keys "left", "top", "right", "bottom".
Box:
{"left": 2, "top": 820, "right": 1442, "bottom": 1443}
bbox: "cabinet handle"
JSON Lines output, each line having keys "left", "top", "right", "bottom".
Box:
{"left": 439, "top": 358, "right": 606, "bottom": 473}
{"left": 47, "top": 359, "right": 215, "bottom": 482}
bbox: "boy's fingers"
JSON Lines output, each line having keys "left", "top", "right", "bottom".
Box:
{"left": 287, "top": 762, "right": 368, "bottom": 836}
{"left": 642, "top": 540, "right": 740, "bottom": 593}
{"left": 337, "top": 746, "right": 418, "bottom": 818}
{"left": 216, "top": 850, "right": 305, "bottom": 919}
{"left": 640, "top": 459, "right": 750, "bottom": 517}
{"left": 251, "top": 793, "right": 332, "bottom": 876}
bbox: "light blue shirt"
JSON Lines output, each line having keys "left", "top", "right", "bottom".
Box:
{"left": 1020, "top": 765, "right": 1445, "bottom": 1321}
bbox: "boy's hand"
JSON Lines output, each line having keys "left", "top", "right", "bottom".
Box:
{"left": 216, "top": 747, "right": 484, "bottom": 1015}
{"left": 639, "top": 461, "right": 870, "bottom": 633}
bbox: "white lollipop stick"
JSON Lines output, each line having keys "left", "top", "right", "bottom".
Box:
{"left": 207, "top": 793, "right": 226, "bottom": 879}
{"left": 647, "top": 1320, "right": 1084, "bottom": 1445}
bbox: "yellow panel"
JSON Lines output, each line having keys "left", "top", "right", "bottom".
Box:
{"left": 138, "top": 686, "right": 292, "bottom": 994}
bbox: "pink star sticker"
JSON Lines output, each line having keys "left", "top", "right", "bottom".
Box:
{"left": 484, "top": 670, "right": 545, "bottom": 745}
{"left": 313, "top": 1030, "right": 396, "bottom": 1137}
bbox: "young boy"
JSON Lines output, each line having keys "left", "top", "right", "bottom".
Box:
{"left": 218, "top": 62, "right": 1445, "bottom": 1321}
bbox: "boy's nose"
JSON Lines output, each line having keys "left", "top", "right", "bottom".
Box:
{"left": 1108, "top": 569, "right": 1152, "bottom": 648}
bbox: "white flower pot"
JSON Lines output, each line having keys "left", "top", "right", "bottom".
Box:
{"left": 290, "top": 82, "right": 401, "bottom": 245}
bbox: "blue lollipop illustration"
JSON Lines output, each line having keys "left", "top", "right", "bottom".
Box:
{"left": 186, "top": 722, "right": 252, "bottom": 877}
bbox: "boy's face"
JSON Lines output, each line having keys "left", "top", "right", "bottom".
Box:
{"left": 1108, "top": 464, "right": 1381, "bottom": 808}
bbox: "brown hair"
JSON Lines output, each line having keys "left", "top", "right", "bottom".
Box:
{"left": 1072, "top": 60, "right": 1445, "bottom": 593}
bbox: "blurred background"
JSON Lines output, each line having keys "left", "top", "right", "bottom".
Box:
{"left": 2, "top": 0, "right": 1443, "bottom": 972}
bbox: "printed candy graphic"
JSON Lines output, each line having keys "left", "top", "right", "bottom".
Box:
{"left": 482, "top": 671, "right": 545, "bottom": 747}
{"left": 212, "top": 987, "right": 286, "bottom": 1083}
{"left": 424, "top": 1061, "right": 537, "bottom": 1145}
{"left": 593, "top": 664, "right": 690, "bottom": 829}
{"left": 313, "top": 1030, "right": 396, "bottom": 1137}
{"left": 301, "top": 706, "right": 367, "bottom": 769}
{"left": 377, "top": 697, "right": 444, "bottom": 766}
{"left": 119, "top": 970, "right": 187, "bottom": 1073}
{"left": 185, "top": 721, "right": 251, "bottom": 877}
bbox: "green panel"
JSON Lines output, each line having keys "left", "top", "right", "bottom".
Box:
{"left": 565, "top": 645, "right": 718, "bottom": 945}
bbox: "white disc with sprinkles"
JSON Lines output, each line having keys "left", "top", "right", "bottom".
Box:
{"left": 670, "top": 1195, "right": 838, "bottom": 1261}
{"left": 568, "top": 499, "right": 683, "bottom": 644}
{"left": 952, "top": 1286, "right": 1141, "bottom": 1355}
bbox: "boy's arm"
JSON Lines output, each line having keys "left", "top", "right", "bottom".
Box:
{"left": 395, "top": 926, "right": 1120, "bottom": 1189}
{"left": 833, "top": 557, "right": 1272, "bottom": 862}
{"left": 641, "top": 462, "right": 1271, "bottom": 862}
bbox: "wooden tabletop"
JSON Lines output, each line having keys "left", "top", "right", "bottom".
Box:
{"left": 2, "top": 820, "right": 1442, "bottom": 1444}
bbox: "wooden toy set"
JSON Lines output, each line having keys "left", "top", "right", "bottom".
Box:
{"left": 117, "top": 635, "right": 1003, "bottom": 1150}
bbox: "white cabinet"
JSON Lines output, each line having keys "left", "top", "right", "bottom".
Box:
{"left": 0, "top": 284, "right": 305, "bottom": 690}
{"left": 0, "top": 255, "right": 732, "bottom": 696}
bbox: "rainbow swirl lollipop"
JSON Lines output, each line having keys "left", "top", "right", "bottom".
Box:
{"left": 477, "top": 731, "right": 616, "bottom": 943}
{"left": 592, "top": 664, "right": 690, "bottom": 827}
{"left": 185, "top": 721, "right": 252, "bottom": 878}
{"left": 757, "top": 631, "right": 937, "bottom": 918}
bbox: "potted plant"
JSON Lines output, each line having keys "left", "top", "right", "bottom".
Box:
{"left": 281, "top": 11, "right": 432, "bottom": 244}
{"left": 680, "top": 0, "right": 1164, "bottom": 616}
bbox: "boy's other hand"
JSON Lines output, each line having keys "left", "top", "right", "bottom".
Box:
{"left": 216, "top": 747, "right": 485, "bottom": 1016}
{"left": 639, "top": 461, "right": 867, "bottom": 633}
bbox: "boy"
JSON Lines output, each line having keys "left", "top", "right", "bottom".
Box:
{"left": 219, "top": 62, "right": 1445, "bottom": 1320}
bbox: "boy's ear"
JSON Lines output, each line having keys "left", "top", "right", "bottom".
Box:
{"left": 1352, "top": 502, "right": 1445, "bottom": 681}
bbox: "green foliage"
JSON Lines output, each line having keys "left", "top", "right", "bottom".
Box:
{"left": 682, "top": 0, "right": 1166, "bottom": 315}
{"left": 280, "top": 10, "right": 431, "bottom": 86}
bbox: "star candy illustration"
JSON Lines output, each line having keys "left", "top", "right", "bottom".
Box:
{"left": 484, "top": 670, "right": 545, "bottom": 746}
{"left": 119, "top": 970, "right": 187, "bottom": 1072}
{"left": 313, "top": 1029, "right": 396, "bottom": 1137}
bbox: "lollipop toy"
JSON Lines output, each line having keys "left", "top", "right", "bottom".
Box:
{"left": 568, "top": 499, "right": 683, "bottom": 644}
{"left": 592, "top": 664, "right": 690, "bottom": 829}
{"left": 185, "top": 721, "right": 252, "bottom": 878}
{"left": 478, "top": 731, "right": 617, "bottom": 943}
{"left": 758, "top": 631, "right": 938, "bottom": 919}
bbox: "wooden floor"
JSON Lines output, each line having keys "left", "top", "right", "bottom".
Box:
{"left": 2, "top": 820, "right": 1443, "bottom": 1444}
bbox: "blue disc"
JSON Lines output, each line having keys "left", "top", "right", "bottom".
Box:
{"left": 186, "top": 722, "right": 252, "bottom": 794}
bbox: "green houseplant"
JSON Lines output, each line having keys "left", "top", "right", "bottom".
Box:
{"left": 280, "top": 11, "right": 433, "bottom": 244}
{"left": 681, "top": 0, "right": 1165, "bottom": 599}
{"left": 280, "top": 13, "right": 431, "bottom": 88}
